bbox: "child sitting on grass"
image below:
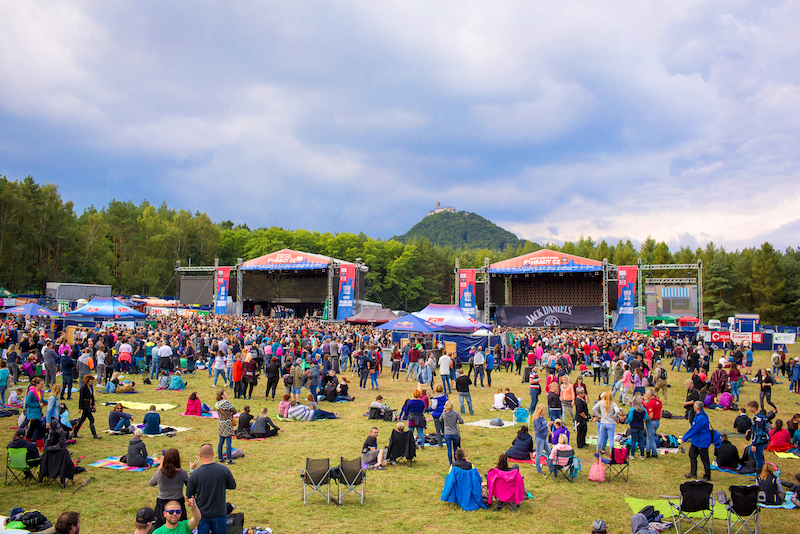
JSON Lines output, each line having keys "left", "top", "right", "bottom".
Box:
{"left": 278, "top": 394, "right": 291, "bottom": 418}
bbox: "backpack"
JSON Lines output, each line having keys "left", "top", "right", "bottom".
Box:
{"left": 588, "top": 457, "right": 606, "bottom": 482}
{"left": 660, "top": 368, "right": 667, "bottom": 381}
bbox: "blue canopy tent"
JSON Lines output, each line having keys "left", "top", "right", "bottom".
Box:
{"left": 375, "top": 314, "right": 444, "bottom": 333}
{"left": 0, "top": 303, "right": 62, "bottom": 317}
{"left": 66, "top": 297, "right": 146, "bottom": 320}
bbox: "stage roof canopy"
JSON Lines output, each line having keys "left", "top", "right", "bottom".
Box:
{"left": 240, "top": 248, "right": 355, "bottom": 271}
{"left": 488, "top": 249, "right": 602, "bottom": 274}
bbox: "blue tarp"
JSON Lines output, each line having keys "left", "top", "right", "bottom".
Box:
{"left": 66, "top": 297, "right": 146, "bottom": 320}
{"left": 0, "top": 303, "right": 62, "bottom": 317}
{"left": 376, "top": 315, "right": 444, "bottom": 333}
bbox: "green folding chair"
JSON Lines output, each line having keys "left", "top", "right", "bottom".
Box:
{"left": 6, "top": 448, "right": 39, "bottom": 488}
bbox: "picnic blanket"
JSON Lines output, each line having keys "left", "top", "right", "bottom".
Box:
{"left": 180, "top": 411, "right": 219, "bottom": 419}
{"left": 106, "top": 401, "right": 176, "bottom": 411}
{"left": 104, "top": 424, "right": 191, "bottom": 437}
{"left": 463, "top": 419, "right": 516, "bottom": 429}
{"left": 774, "top": 451, "right": 800, "bottom": 459}
{"left": 88, "top": 456, "right": 154, "bottom": 472}
{"left": 760, "top": 491, "right": 798, "bottom": 509}
{"left": 624, "top": 497, "right": 728, "bottom": 520}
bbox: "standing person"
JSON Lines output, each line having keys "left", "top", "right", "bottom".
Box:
{"left": 748, "top": 400, "right": 772, "bottom": 472}
{"left": 416, "top": 358, "right": 431, "bottom": 393}
{"left": 24, "top": 377, "right": 46, "bottom": 441}
{"left": 547, "top": 383, "right": 562, "bottom": 422}
{"left": 391, "top": 343, "right": 402, "bottom": 382}
{"left": 431, "top": 384, "right": 448, "bottom": 448}
{"left": 626, "top": 394, "right": 649, "bottom": 460}
{"left": 485, "top": 347, "right": 494, "bottom": 388}
{"left": 592, "top": 391, "right": 621, "bottom": 456}
{"left": 214, "top": 390, "right": 237, "bottom": 464}
{"left": 441, "top": 400, "right": 464, "bottom": 465}
{"left": 186, "top": 444, "right": 236, "bottom": 534}
{"left": 643, "top": 388, "right": 662, "bottom": 459}
{"left": 455, "top": 369, "right": 474, "bottom": 416}
{"left": 438, "top": 351, "right": 452, "bottom": 394}
{"left": 529, "top": 365, "right": 541, "bottom": 413}
{"left": 405, "top": 343, "right": 420, "bottom": 381}
{"left": 368, "top": 351, "right": 380, "bottom": 390}
{"left": 150, "top": 448, "right": 200, "bottom": 528}
{"left": 757, "top": 369, "right": 778, "bottom": 412}
{"left": 574, "top": 387, "right": 589, "bottom": 449}
{"left": 531, "top": 405, "right": 551, "bottom": 475}
{"left": 559, "top": 375, "right": 575, "bottom": 424}
{"left": 242, "top": 354, "right": 258, "bottom": 400}
{"left": 0, "top": 361, "right": 8, "bottom": 406}
{"left": 60, "top": 350, "right": 75, "bottom": 401}
{"left": 264, "top": 356, "right": 281, "bottom": 400}
{"left": 43, "top": 341, "right": 58, "bottom": 388}
{"left": 6, "top": 344, "right": 20, "bottom": 385}
{"left": 728, "top": 363, "right": 742, "bottom": 402}
{"left": 681, "top": 400, "right": 712, "bottom": 481}
{"left": 683, "top": 379, "right": 701, "bottom": 424}
{"left": 73, "top": 375, "right": 101, "bottom": 439}
{"left": 473, "top": 347, "right": 486, "bottom": 388}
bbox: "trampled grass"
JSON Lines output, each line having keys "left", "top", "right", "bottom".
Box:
{"left": 2, "top": 350, "right": 797, "bottom": 533}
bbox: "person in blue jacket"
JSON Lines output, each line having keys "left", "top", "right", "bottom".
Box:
{"left": 681, "top": 400, "right": 712, "bottom": 481}
{"left": 143, "top": 406, "right": 162, "bottom": 435}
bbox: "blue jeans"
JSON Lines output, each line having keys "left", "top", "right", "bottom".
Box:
{"left": 370, "top": 373, "right": 379, "bottom": 389}
{"left": 414, "top": 425, "right": 425, "bottom": 447}
{"left": 444, "top": 433, "right": 459, "bottom": 464}
{"left": 104, "top": 382, "right": 117, "bottom": 393}
{"left": 548, "top": 408, "right": 561, "bottom": 422}
{"left": 61, "top": 374, "right": 73, "bottom": 399}
{"left": 752, "top": 443, "right": 767, "bottom": 471}
{"left": 113, "top": 419, "right": 130, "bottom": 431}
{"left": 310, "top": 385, "right": 318, "bottom": 399}
{"left": 597, "top": 422, "right": 616, "bottom": 453}
{"left": 0, "top": 386, "right": 6, "bottom": 406}
{"left": 629, "top": 427, "right": 646, "bottom": 457}
{"left": 646, "top": 419, "right": 660, "bottom": 455}
{"left": 529, "top": 389, "right": 540, "bottom": 412}
{"left": 730, "top": 380, "right": 740, "bottom": 401}
{"left": 474, "top": 366, "right": 485, "bottom": 387}
{"left": 405, "top": 361, "right": 418, "bottom": 381}
{"left": 226, "top": 367, "right": 233, "bottom": 384}
{"left": 442, "top": 375, "right": 452, "bottom": 394}
{"left": 218, "top": 435, "right": 232, "bottom": 462}
{"left": 150, "top": 357, "right": 160, "bottom": 379}
{"left": 213, "top": 368, "right": 226, "bottom": 387}
{"left": 197, "top": 515, "right": 227, "bottom": 534}
{"left": 458, "top": 392, "right": 474, "bottom": 415}
{"left": 535, "top": 436, "right": 551, "bottom": 473}
{"left": 340, "top": 357, "right": 348, "bottom": 372}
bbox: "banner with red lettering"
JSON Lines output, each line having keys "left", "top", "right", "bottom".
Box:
{"left": 215, "top": 267, "right": 230, "bottom": 315}
{"left": 613, "top": 266, "right": 637, "bottom": 331}
{"left": 458, "top": 269, "right": 477, "bottom": 319}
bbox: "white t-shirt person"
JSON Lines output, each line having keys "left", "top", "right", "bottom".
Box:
{"left": 438, "top": 354, "right": 452, "bottom": 376}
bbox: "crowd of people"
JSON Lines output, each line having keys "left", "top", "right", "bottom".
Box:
{"left": 2, "top": 314, "right": 800, "bottom": 531}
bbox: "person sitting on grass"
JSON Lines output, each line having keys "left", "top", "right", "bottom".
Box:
{"left": 125, "top": 428, "right": 153, "bottom": 468}
{"left": 143, "top": 405, "right": 162, "bottom": 435}
{"left": 102, "top": 372, "right": 120, "bottom": 393}
{"left": 6, "top": 388, "right": 23, "bottom": 408}
{"left": 503, "top": 388, "right": 520, "bottom": 410}
{"left": 362, "top": 426, "right": 388, "bottom": 470}
{"left": 109, "top": 403, "right": 134, "bottom": 432}
{"left": 6, "top": 428, "right": 40, "bottom": 479}
{"left": 168, "top": 371, "right": 186, "bottom": 391}
{"left": 185, "top": 392, "right": 202, "bottom": 416}
{"left": 734, "top": 407, "right": 752, "bottom": 435}
{"left": 505, "top": 425, "right": 534, "bottom": 462}
{"left": 118, "top": 381, "right": 136, "bottom": 394}
{"left": 305, "top": 394, "right": 340, "bottom": 420}
{"left": 252, "top": 407, "right": 281, "bottom": 438}
{"left": 277, "top": 394, "right": 291, "bottom": 418}
{"left": 158, "top": 370, "right": 170, "bottom": 390}
{"left": 758, "top": 463, "right": 786, "bottom": 505}
{"left": 766, "top": 419, "right": 793, "bottom": 452}
{"left": 492, "top": 388, "right": 506, "bottom": 410}
{"left": 714, "top": 432, "right": 739, "bottom": 470}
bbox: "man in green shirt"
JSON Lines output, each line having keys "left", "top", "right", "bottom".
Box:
{"left": 153, "top": 497, "right": 200, "bottom": 534}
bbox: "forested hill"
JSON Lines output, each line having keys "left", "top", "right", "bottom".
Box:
{"left": 394, "top": 211, "right": 523, "bottom": 250}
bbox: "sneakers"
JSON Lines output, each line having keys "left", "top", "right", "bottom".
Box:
{"left": 226, "top": 460, "right": 235, "bottom": 465}
{"left": 684, "top": 473, "right": 697, "bottom": 479}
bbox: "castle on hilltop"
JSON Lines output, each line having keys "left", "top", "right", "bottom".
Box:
{"left": 427, "top": 202, "right": 456, "bottom": 216}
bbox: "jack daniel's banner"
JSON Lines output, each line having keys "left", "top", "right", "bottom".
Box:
{"left": 496, "top": 305, "right": 603, "bottom": 328}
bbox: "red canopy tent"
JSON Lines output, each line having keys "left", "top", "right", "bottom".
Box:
{"left": 677, "top": 316, "right": 700, "bottom": 327}
{"left": 345, "top": 308, "right": 399, "bottom": 324}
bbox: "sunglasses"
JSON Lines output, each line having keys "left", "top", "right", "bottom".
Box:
{"left": 164, "top": 510, "right": 182, "bottom": 515}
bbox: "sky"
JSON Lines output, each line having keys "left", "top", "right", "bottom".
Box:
{"left": 1, "top": 1, "right": 798, "bottom": 252}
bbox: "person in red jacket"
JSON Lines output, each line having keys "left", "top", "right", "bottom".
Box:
{"left": 644, "top": 388, "right": 663, "bottom": 458}
{"left": 231, "top": 355, "right": 244, "bottom": 399}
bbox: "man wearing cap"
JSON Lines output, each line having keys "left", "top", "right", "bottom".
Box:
{"left": 152, "top": 498, "right": 200, "bottom": 534}
{"left": 133, "top": 508, "right": 157, "bottom": 534}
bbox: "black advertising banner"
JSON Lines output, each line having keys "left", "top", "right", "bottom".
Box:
{"left": 496, "top": 306, "right": 603, "bottom": 328}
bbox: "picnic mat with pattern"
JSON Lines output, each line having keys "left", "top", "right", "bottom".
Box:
{"left": 509, "top": 456, "right": 548, "bottom": 466}
{"left": 624, "top": 497, "right": 728, "bottom": 520}
{"left": 760, "top": 491, "right": 798, "bottom": 509}
{"left": 106, "top": 401, "right": 176, "bottom": 411}
{"left": 463, "top": 419, "right": 517, "bottom": 428}
{"left": 88, "top": 456, "right": 154, "bottom": 472}
{"left": 180, "top": 411, "right": 219, "bottom": 419}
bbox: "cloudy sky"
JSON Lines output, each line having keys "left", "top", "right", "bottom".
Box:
{"left": 1, "top": 1, "right": 798, "bottom": 251}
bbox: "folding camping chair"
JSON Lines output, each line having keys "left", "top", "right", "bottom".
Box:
{"left": 337, "top": 457, "right": 366, "bottom": 505}
{"left": 39, "top": 446, "right": 75, "bottom": 488}
{"left": 367, "top": 407, "right": 382, "bottom": 420}
{"left": 718, "top": 485, "right": 759, "bottom": 534}
{"left": 301, "top": 458, "right": 332, "bottom": 505}
{"left": 5, "top": 448, "right": 39, "bottom": 488}
{"left": 602, "top": 447, "right": 629, "bottom": 482}
{"left": 514, "top": 408, "right": 529, "bottom": 424}
{"left": 487, "top": 467, "right": 525, "bottom": 511}
{"left": 545, "top": 449, "right": 576, "bottom": 482}
{"left": 387, "top": 429, "right": 416, "bottom": 466}
{"left": 662, "top": 480, "right": 715, "bottom": 534}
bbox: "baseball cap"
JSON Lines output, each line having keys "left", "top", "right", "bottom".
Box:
{"left": 135, "top": 508, "right": 156, "bottom": 525}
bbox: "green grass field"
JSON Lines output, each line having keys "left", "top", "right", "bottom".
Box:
{"left": 2, "top": 350, "right": 797, "bottom": 533}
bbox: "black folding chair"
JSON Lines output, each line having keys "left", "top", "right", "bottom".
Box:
{"left": 545, "top": 449, "right": 576, "bottom": 482}
{"left": 602, "top": 447, "right": 629, "bottom": 482}
{"left": 337, "top": 457, "right": 366, "bottom": 505}
{"left": 301, "top": 458, "right": 331, "bottom": 505}
{"left": 662, "top": 480, "right": 715, "bottom": 534}
{"left": 387, "top": 430, "right": 416, "bottom": 466}
{"left": 367, "top": 407, "right": 382, "bottom": 420}
{"left": 39, "top": 446, "right": 75, "bottom": 488}
{"left": 719, "top": 485, "right": 759, "bottom": 534}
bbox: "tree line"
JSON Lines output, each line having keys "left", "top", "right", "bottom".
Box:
{"left": 2, "top": 176, "right": 798, "bottom": 325}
